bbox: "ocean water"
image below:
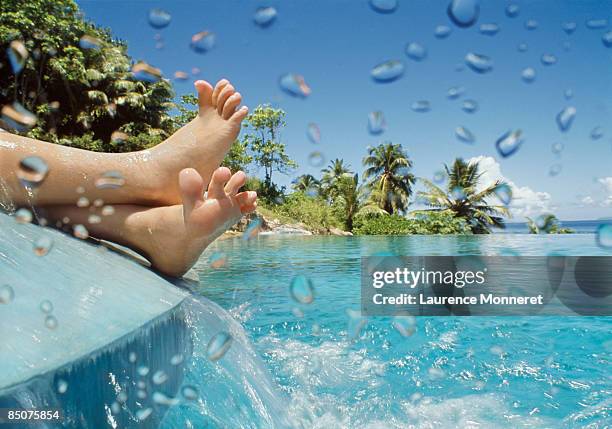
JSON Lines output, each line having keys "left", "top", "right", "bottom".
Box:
{"left": 195, "top": 234, "right": 612, "bottom": 428}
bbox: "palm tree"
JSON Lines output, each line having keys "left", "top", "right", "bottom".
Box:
{"left": 416, "top": 158, "right": 510, "bottom": 233}
{"left": 362, "top": 142, "right": 415, "bottom": 214}
{"left": 292, "top": 174, "right": 320, "bottom": 195}
{"left": 320, "top": 159, "right": 352, "bottom": 199}
{"left": 334, "top": 173, "right": 387, "bottom": 231}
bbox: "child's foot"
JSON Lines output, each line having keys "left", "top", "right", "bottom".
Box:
{"left": 131, "top": 167, "right": 257, "bottom": 277}
{"left": 149, "top": 79, "right": 249, "bottom": 205}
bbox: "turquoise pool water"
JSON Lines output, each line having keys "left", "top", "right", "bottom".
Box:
{"left": 195, "top": 234, "right": 611, "bottom": 428}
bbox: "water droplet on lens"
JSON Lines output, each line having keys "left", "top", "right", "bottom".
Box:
{"left": 447, "top": 0, "right": 480, "bottom": 28}
{"left": 15, "top": 208, "right": 33, "bottom": 224}
{"left": 254, "top": 7, "right": 277, "bottom": 27}
{"left": 368, "top": 111, "right": 386, "bottom": 135}
{"left": 128, "top": 352, "right": 137, "bottom": 363}
{"left": 370, "top": 0, "right": 398, "bottom": 13}
{"left": 392, "top": 314, "right": 416, "bottom": 337}
{"left": 101, "top": 205, "right": 115, "bottom": 216}
{"left": 152, "top": 370, "right": 168, "bottom": 385}
{"left": 279, "top": 73, "right": 311, "bottom": 97}
{"left": 209, "top": 251, "right": 227, "bottom": 268}
{"left": 521, "top": 67, "right": 536, "bottom": 83}
{"left": 562, "top": 21, "right": 577, "bottom": 34}
{"left": 206, "top": 331, "right": 233, "bottom": 361}
{"left": 590, "top": 127, "right": 603, "bottom": 140}
{"left": 190, "top": 31, "right": 216, "bottom": 53}
{"left": 40, "top": 299, "right": 53, "bottom": 313}
{"left": 289, "top": 275, "right": 315, "bottom": 304}
{"left": 455, "top": 126, "right": 475, "bottom": 143}
{"left": 411, "top": 100, "right": 431, "bottom": 112}
{"left": 495, "top": 129, "right": 523, "bottom": 158}
{"left": 517, "top": 43, "right": 528, "bottom": 52}
{"left": 564, "top": 89, "right": 573, "bottom": 100}
{"left": 291, "top": 307, "right": 304, "bottom": 318}
{"left": 95, "top": 171, "right": 125, "bottom": 190}
{"left": 173, "top": 71, "right": 188, "bottom": 81}
{"left": 551, "top": 142, "right": 564, "bottom": 154}
{"left": 308, "top": 151, "right": 325, "bottom": 167}
{"left": 306, "top": 123, "right": 321, "bottom": 144}
{"left": 45, "top": 315, "right": 58, "bottom": 329}
{"left": 56, "top": 379, "right": 68, "bottom": 394}
{"left": 243, "top": 217, "right": 262, "bottom": 240}
{"left": 405, "top": 42, "right": 427, "bottom": 61}
{"left": 451, "top": 186, "right": 466, "bottom": 200}
{"left": 602, "top": 31, "right": 612, "bottom": 47}
{"left": 79, "top": 35, "right": 102, "bottom": 50}
{"left": 433, "top": 170, "right": 446, "bottom": 184}
{"left": 505, "top": 4, "right": 519, "bottom": 18}
{"left": 7, "top": 39, "right": 29, "bottom": 75}
{"left": 461, "top": 99, "right": 478, "bottom": 113}
{"left": 137, "top": 366, "right": 149, "bottom": 376}
{"left": 549, "top": 164, "right": 562, "bottom": 176}
{"left": 370, "top": 60, "right": 404, "bottom": 83}
{"left": 110, "top": 131, "right": 129, "bottom": 145}
{"left": 585, "top": 18, "right": 607, "bottom": 29}
{"left": 556, "top": 106, "right": 576, "bottom": 132}
{"left": 541, "top": 54, "right": 557, "bottom": 66}
{"left": 2, "top": 102, "right": 37, "bottom": 132}
{"left": 465, "top": 52, "right": 493, "bottom": 73}
{"left": 181, "top": 385, "right": 199, "bottom": 400}
{"left": 170, "top": 354, "right": 184, "bottom": 365}
{"left": 0, "top": 285, "right": 15, "bottom": 304}
{"left": 495, "top": 183, "right": 512, "bottom": 205}
{"left": 131, "top": 62, "right": 162, "bottom": 83}
{"left": 479, "top": 23, "right": 500, "bottom": 36}
{"left": 347, "top": 309, "right": 367, "bottom": 341}
{"left": 34, "top": 236, "right": 53, "bottom": 256}
{"left": 136, "top": 408, "right": 152, "bottom": 421}
{"left": 596, "top": 223, "right": 612, "bottom": 248}
{"left": 73, "top": 224, "right": 89, "bottom": 239}
{"left": 88, "top": 214, "right": 101, "bottom": 225}
{"left": 434, "top": 25, "right": 452, "bottom": 38}
{"left": 148, "top": 8, "right": 171, "bottom": 29}
{"left": 111, "top": 402, "right": 120, "bottom": 414}
{"left": 152, "top": 391, "right": 179, "bottom": 406}
{"left": 17, "top": 156, "right": 48, "bottom": 187}
{"left": 447, "top": 86, "right": 464, "bottom": 99}
{"left": 525, "top": 19, "right": 538, "bottom": 30}
{"left": 76, "top": 197, "right": 90, "bottom": 208}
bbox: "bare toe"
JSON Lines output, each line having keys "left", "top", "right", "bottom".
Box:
{"left": 236, "top": 191, "right": 257, "bottom": 208}
{"left": 216, "top": 85, "right": 235, "bottom": 115}
{"left": 179, "top": 168, "right": 205, "bottom": 220}
{"left": 207, "top": 167, "right": 232, "bottom": 199}
{"left": 212, "top": 79, "right": 229, "bottom": 106}
{"left": 222, "top": 92, "right": 242, "bottom": 119}
{"left": 224, "top": 170, "right": 246, "bottom": 195}
{"left": 230, "top": 106, "right": 249, "bottom": 125}
{"left": 194, "top": 80, "right": 214, "bottom": 111}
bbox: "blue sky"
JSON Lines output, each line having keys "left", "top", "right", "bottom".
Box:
{"left": 77, "top": 0, "right": 612, "bottom": 220}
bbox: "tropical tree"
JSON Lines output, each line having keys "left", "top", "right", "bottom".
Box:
{"left": 292, "top": 174, "right": 320, "bottom": 194}
{"left": 416, "top": 158, "right": 510, "bottom": 234}
{"left": 0, "top": 0, "right": 175, "bottom": 151}
{"left": 320, "top": 158, "right": 352, "bottom": 200}
{"left": 526, "top": 214, "right": 573, "bottom": 234}
{"left": 362, "top": 142, "right": 416, "bottom": 214}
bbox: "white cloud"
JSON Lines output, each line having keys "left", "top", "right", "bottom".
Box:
{"left": 468, "top": 156, "right": 552, "bottom": 219}
{"left": 581, "top": 196, "right": 595, "bottom": 206}
{"left": 597, "top": 177, "right": 612, "bottom": 195}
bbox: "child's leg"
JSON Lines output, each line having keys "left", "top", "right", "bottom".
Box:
{"left": 43, "top": 167, "right": 257, "bottom": 277}
{"left": 1, "top": 79, "right": 247, "bottom": 208}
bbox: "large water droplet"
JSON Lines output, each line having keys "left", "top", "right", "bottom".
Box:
{"left": 40, "top": 300, "right": 53, "bottom": 313}
{"left": 590, "top": 127, "right": 603, "bottom": 140}
{"left": 447, "top": 0, "right": 480, "bottom": 28}
{"left": 45, "top": 315, "right": 58, "bottom": 329}
{"left": 137, "top": 365, "right": 149, "bottom": 376}
{"left": 495, "top": 130, "right": 523, "bottom": 158}
{"left": 209, "top": 251, "right": 227, "bottom": 268}
{"left": 17, "top": 156, "right": 48, "bottom": 188}
{"left": 411, "top": 100, "right": 431, "bottom": 112}
{"left": 243, "top": 217, "right": 262, "bottom": 240}
{"left": 15, "top": 208, "right": 33, "bottom": 224}
{"left": 7, "top": 40, "right": 28, "bottom": 75}
{"left": 392, "top": 314, "right": 416, "bottom": 337}
{"left": 495, "top": 184, "right": 513, "bottom": 205}
{"left": 461, "top": 99, "right": 478, "bottom": 113}
{"left": 556, "top": 106, "right": 576, "bottom": 132}
{"left": 562, "top": 22, "right": 577, "bottom": 34}
{"left": 405, "top": 42, "right": 427, "bottom": 61}
{"left": 152, "top": 370, "right": 168, "bottom": 385}
{"left": 369, "top": 0, "right": 398, "bottom": 13}
{"left": 524, "top": 19, "right": 538, "bottom": 30}
{"left": 521, "top": 67, "right": 536, "bottom": 83}
{"left": 73, "top": 224, "right": 89, "bottom": 240}
{"left": 181, "top": 385, "right": 199, "bottom": 400}
{"left": 152, "top": 391, "right": 179, "bottom": 406}
{"left": 307, "top": 123, "right": 321, "bottom": 144}
{"left": 505, "top": 4, "right": 519, "bottom": 18}
{"left": 479, "top": 23, "right": 500, "bottom": 36}
{"left": 368, "top": 111, "right": 386, "bottom": 135}
{"left": 95, "top": 171, "right": 125, "bottom": 190}
{"left": 0, "top": 285, "right": 15, "bottom": 304}
{"left": 290, "top": 275, "right": 315, "bottom": 304}
{"left": 455, "top": 126, "right": 475, "bottom": 143}
{"left": 602, "top": 32, "right": 612, "bottom": 48}
{"left": 447, "top": 86, "right": 464, "bottom": 99}
{"left": 433, "top": 170, "right": 446, "bottom": 184}
{"left": 33, "top": 236, "right": 53, "bottom": 256}
{"left": 451, "top": 186, "right": 466, "bottom": 200}
{"left": 136, "top": 408, "right": 152, "bottom": 421}
{"left": 308, "top": 151, "right": 325, "bottom": 167}
{"left": 465, "top": 52, "right": 493, "bottom": 73}
{"left": 79, "top": 35, "right": 102, "bottom": 50}
{"left": 596, "top": 223, "right": 612, "bottom": 249}
{"left": 434, "top": 25, "right": 452, "bottom": 38}
{"left": 148, "top": 8, "right": 171, "bottom": 29}
{"left": 131, "top": 62, "right": 162, "bottom": 83}
{"left": 279, "top": 73, "right": 311, "bottom": 98}
{"left": 371, "top": 60, "right": 404, "bottom": 83}
{"left": 347, "top": 309, "right": 367, "bottom": 341}
{"left": 541, "top": 54, "right": 557, "bottom": 66}
{"left": 2, "top": 102, "right": 37, "bottom": 132}
{"left": 586, "top": 19, "right": 608, "bottom": 29}
{"left": 254, "top": 7, "right": 277, "bottom": 27}
{"left": 190, "top": 31, "right": 216, "bottom": 53}
{"left": 206, "top": 331, "right": 233, "bottom": 361}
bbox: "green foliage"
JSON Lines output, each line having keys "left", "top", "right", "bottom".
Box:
{"left": 353, "top": 211, "right": 472, "bottom": 235}
{"left": 271, "top": 192, "right": 341, "bottom": 231}
{"left": 320, "top": 158, "right": 352, "bottom": 200}
{"left": 292, "top": 174, "right": 320, "bottom": 194}
{"left": 0, "top": 0, "right": 174, "bottom": 151}
{"left": 526, "top": 214, "right": 573, "bottom": 234}
{"left": 221, "top": 140, "right": 252, "bottom": 173}
{"left": 417, "top": 158, "right": 510, "bottom": 234}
